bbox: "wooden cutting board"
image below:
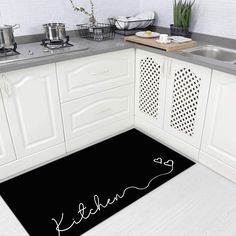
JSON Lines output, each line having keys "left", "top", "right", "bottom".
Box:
{"left": 124, "top": 35, "right": 197, "bottom": 52}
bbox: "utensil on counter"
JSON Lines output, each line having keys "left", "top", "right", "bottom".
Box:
{"left": 43, "top": 23, "right": 67, "bottom": 42}
{"left": 0, "top": 24, "right": 20, "bottom": 48}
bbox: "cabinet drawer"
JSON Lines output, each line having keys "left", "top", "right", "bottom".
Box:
{"left": 56, "top": 49, "right": 135, "bottom": 102}
{"left": 62, "top": 85, "right": 134, "bottom": 140}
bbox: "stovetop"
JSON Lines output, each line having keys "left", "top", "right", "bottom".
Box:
{"left": 41, "top": 36, "right": 74, "bottom": 49}
{"left": 0, "top": 41, "right": 89, "bottom": 65}
{"left": 0, "top": 43, "right": 20, "bottom": 57}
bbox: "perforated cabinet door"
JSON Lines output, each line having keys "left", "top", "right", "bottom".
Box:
{"left": 164, "top": 59, "right": 211, "bottom": 148}
{"left": 135, "top": 49, "right": 167, "bottom": 128}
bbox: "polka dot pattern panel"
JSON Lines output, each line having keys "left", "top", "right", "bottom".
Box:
{"left": 139, "top": 57, "right": 161, "bottom": 120}
{"left": 170, "top": 68, "right": 201, "bottom": 136}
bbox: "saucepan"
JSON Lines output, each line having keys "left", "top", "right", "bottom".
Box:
{"left": 0, "top": 24, "right": 20, "bottom": 48}
{"left": 43, "top": 23, "right": 67, "bottom": 42}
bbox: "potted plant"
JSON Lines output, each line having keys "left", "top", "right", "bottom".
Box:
{"left": 69, "top": 0, "right": 96, "bottom": 27}
{"left": 68, "top": 0, "right": 115, "bottom": 41}
{"left": 170, "top": 0, "right": 195, "bottom": 38}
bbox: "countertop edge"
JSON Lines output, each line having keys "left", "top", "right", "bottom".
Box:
{"left": 1, "top": 37, "right": 236, "bottom": 76}
{"left": 135, "top": 44, "right": 236, "bottom": 75}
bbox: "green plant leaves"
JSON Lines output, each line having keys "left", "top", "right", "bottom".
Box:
{"left": 173, "top": 0, "right": 195, "bottom": 27}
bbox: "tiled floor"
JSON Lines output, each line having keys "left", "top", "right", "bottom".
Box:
{"left": 83, "top": 164, "right": 236, "bottom": 236}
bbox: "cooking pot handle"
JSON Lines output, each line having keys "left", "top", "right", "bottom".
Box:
{"left": 12, "top": 24, "right": 20, "bottom": 30}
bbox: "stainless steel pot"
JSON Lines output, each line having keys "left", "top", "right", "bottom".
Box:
{"left": 0, "top": 24, "right": 20, "bottom": 48}
{"left": 43, "top": 23, "right": 67, "bottom": 42}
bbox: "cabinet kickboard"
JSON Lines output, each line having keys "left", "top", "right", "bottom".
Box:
{"left": 124, "top": 36, "right": 197, "bottom": 52}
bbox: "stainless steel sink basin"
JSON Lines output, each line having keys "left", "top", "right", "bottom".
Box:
{"left": 182, "top": 45, "right": 236, "bottom": 64}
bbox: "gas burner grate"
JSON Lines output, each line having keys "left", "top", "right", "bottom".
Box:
{"left": 41, "top": 36, "right": 73, "bottom": 49}
{"left": 0, "top": 43, "right": 20, "bottom": 56}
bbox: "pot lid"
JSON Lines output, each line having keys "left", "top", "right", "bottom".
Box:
{"left": 0, "top": 24, "right": 13, "bottom": 30}
{"left": 43, "top": 23, "right": 65, "bottom": 28}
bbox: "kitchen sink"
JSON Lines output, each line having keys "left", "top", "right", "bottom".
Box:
{"left": 182, "top": 45, "right": 236, "bottom": 64}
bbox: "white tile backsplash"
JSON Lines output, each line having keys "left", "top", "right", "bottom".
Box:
{"left": 0, "top": 0, "right": 235, "bottom": 39}
{"left": 0, "top": 0, "right": 139, "bottom": 36}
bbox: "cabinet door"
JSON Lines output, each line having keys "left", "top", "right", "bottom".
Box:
{"left": 1, "top": 64, "right": 64, "bottom": 159}
{"left": 135, "top": 49, "right": 167, "bottom": 128}
{"left": 56, "top": 49, "right": 135, "bottom": 102}
{"left": 201, "top": 70, "right": 236, "bottom": 169}
{"left": 62, "top": 84, "right": 134, "bottom": 140}
{"left": 164, "top": 59, "right": 211, "bottom": 148}
{"left": 0, "top": 90, "right": 16, "bottom": 165}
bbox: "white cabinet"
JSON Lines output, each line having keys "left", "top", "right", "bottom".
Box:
{"left": 0, "top": 90, "right": 16, "bottom": 166}
{"left": 135, "top": 53, "right": 211, "bottom": 160}
{"left": 135, "top": 49, "right": 167, "bottom": 128}
{"left": 164, "top": 59, "right": 211, "bottom": 148}
{"left": 56, "top": 49, "right": 135, "bottom": 102}
{"left": 1, "top": 64, "right": 65, "bottom": 159}
{"left": 57, "top": 49, "right": 135, "bottom": 152}
{"left": 62, "top": 85, "right": 134, "bottom": 152}
{"left": 200, "top": 70, "right": 236, "bottom": 182}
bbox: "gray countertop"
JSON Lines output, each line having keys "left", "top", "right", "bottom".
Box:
{"left": 1, "top": 34, "right": 236, "bottom": 75}
{"left": 0, "top": 35, "right": 132, "bottom": 73}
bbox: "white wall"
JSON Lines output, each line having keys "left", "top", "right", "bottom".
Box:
{"left": 0, "top": 0, "right": 235, "bottom": 39}
{"left": 140, "top": 0, "right": 236, "bottom": 39}
{"left": 0, "top": 0, "right": 140, "bottom": 36}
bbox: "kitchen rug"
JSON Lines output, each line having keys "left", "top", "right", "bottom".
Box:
{"left": 0, "top": 129, "right": 195, "bottom": 236}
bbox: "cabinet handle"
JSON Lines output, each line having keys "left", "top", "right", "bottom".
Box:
{"left": 167, "top": 59, "right": 173, "bottom": 79}
{"left": 2, "top": 74, "right": 11, "bottom": 97}
{"left": 0, "top": 77, "right": 3, "bottom": 95}
{"left": 91, "top": 69, "right": 110, "bottom": 76}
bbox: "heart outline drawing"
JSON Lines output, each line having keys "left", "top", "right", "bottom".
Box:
{"left": 153, "top": 158, "right": 162, "bottom": 164}
{"left": 164, "top": 160, "right": 174, "bottom": 167}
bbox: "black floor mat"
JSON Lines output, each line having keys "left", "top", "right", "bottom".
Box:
{"left": 0, "top": 129, "right": 195, "bottom": 236}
